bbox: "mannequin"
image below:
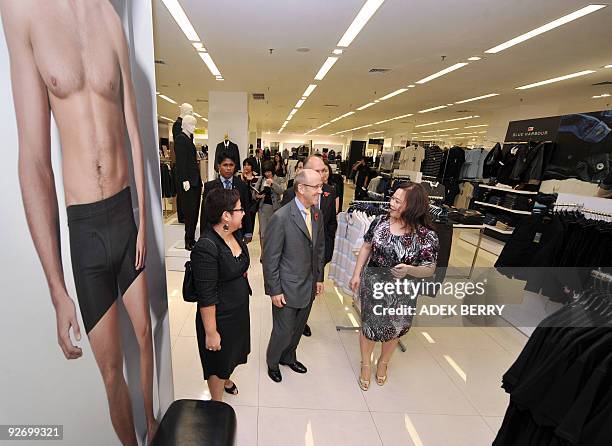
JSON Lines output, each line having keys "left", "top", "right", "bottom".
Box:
{"left": 174, "top": 115, "right": 202, "bottom": 250}
{"left": 214, "top": 133, "right": 240, "bottom": 173}
{"left": 172, "top": 103, "right": 193, "bottom": 141}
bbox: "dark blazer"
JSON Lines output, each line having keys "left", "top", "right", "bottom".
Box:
{"left": 172, "top": 117, "right": 182, "bottom": 141}
{"left": 174, "top": 132, "right": 201, "bottom": 187}
{"left": 262, "top": 199, "right": 325, "bottom": 308}
{"left": 281, "top": 184, "right": 338, "bottom": 264}
{"left": 191, "top": 225, "right": 251, "bottom": 311}
{"left": 215, "top": 141, "right": 240, "bottom": 171}
{"left": 201, "top": 176, "right": 254, "bottom": 235}
{"left": 247, "top": 156, "right": 263, "bottom": 175}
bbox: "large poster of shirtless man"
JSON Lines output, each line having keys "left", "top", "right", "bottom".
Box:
{"left": 1, "top": 1, "right": 171, "bottom": 444}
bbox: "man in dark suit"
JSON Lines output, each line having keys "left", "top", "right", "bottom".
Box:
{"left": 214, "top": 138, "right": 240, "bottom": 173}
{"left": 174, "top": 115, "right": 202, "bottom": 250}
{"left": 201, "top": 154, "right": 253, "bottom": 242}
{"left": 247, "top": 148, "right": 264, "bottom": 176}
{"left": 264, "top": 169, "right": 325, "bottom": 382}
{"left": 281, "top": 155, "right": 338, "bottom": 337}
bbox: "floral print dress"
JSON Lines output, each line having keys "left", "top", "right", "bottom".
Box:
{"left": 359, "top": 215, "right": 439, "bottom": 342}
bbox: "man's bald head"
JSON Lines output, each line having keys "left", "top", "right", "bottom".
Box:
{"left": 303, "top": 155, "right": 326, "bottom": 179}
{"left": 294, "top": 169, "right": 322, "bottom": 207}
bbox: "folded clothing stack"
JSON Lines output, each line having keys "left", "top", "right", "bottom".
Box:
{"left": 483, "top": 213, "right": 498, "bottom": 226}
{"left": 488, "top": 195, "right": 503, "bottom": 205}
{"left": 447, "top": 207, "right": 485, "bottom": 225}
{"left": 501, "top": 194, "right": 533, "bottom": 211}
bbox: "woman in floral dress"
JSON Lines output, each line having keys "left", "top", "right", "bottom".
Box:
{"left": 349, "top": 183, "right": 439, "bottom": 390}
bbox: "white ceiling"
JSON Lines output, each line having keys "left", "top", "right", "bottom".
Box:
{"left": 152, "top": 0, "right": 612, "bottom": 141}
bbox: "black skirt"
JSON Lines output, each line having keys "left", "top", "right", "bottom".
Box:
{"left": 196, "top": 302, "right": 251, "bottom": 380}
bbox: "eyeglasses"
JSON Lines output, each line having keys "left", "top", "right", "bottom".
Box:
{"left": 302, "top": 184, "right": 323, "bottom": 190}
{"left": 227, "top": 208, "right": 245, "bottom": 214}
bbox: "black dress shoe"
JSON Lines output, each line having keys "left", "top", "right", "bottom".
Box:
{"left": 303, "top": 324, "right": 312, "bottom": 337}
{"left": 280, "top": 360, "right": 307, "bottom": 374}
{"left": 267, "top": 367, "right": 282, "bottom": 383}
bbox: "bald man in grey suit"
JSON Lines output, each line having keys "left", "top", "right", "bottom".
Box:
{"left": 263, "top": 169, "right": 325, "bottom": 382}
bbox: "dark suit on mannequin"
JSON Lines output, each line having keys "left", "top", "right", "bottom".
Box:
{"left": 264, "top": 199, "right": 325, "bottom": 373}
{"left": 172, "top": 116, "right": 185, "bottom": 222}
{"left": 200, "top": 175, "right": 254, "bottom": 238}
{"left": 174, "top": 131, "right": 202, "bottom": 248}
{"left": 281, "top": 184, "right": 338, "bottom": 265}
{"left": 215, "top": 140, "right": 240, "bottom": 172}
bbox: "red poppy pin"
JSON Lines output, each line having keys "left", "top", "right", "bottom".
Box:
{"left": 314, "top": 212, "right": 319, "bottom": 222}
{"left": 323, "top": 191, "right": 330, "bottom": 198}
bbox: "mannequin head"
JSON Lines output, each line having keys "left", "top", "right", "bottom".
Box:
{"left": 181, "top": 115, "right": 197, "bottom": 135}
{"left": 224, "top": 133, "right": 229, "bottom": 141}
{"left": 179, "top": 103, "right": 193, "bottom": 118}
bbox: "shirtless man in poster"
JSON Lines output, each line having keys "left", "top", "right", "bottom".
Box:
{"left": 1, "top": 1, "right": 157, "bottom": 444}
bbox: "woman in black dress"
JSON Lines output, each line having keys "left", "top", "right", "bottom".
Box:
{"left": 273, "top": 153, "right": 286, "bottom": 178}
{"left": 349, "top": 183, "right": 439, "bottom": 390}
{"left": 191, "top": 188, "right": 251, "bottom": 401}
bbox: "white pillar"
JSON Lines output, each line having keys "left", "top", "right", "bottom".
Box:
{"left": 208, "top": 91, "right": 249, "bottom": 178}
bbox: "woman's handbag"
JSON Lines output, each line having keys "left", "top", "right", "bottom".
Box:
{"left": 182, "top": 260, "right": 198, "bottom": 302}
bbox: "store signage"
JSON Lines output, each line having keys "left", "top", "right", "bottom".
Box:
{"left": 505, "top": 116, "right": 561, "bottom": 141}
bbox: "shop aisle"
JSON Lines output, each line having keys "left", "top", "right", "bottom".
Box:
{"left": 165, "top": 190, "right": 528, "bottom": 445}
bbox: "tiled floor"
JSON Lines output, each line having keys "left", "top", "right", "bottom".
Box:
{"left": 166, "top": 182, "right": 528, "bottom": 445}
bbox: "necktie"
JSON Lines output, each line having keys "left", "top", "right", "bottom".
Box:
{"left": 224, "top": 180, "right": 231, "bottom": 189}
{"left": 303, "top": 207, "right": 312, "bottom": 238}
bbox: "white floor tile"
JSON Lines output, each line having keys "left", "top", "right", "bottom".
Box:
{"left": 232, "top": 405, "right": 258, "bottom": 446}
{"left": 483, "top": 416, "right": 504, "bottom": 436}
{"left": 258, "top": 407, "right": 382, "bottom": 446}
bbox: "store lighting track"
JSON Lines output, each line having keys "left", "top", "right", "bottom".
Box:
{"left": 465, "top": 124, "right": 488, "bottom": 128}
{"left": 330, "top": 111, "right": 355, "bottom": 123}
{"left": 314, "top": 57, "right": 339, "bottom": 81}
{"left": 455, "top": 93, "right": 499, "bottom": 104}
{"left": 378, "top": 88, "right": 409, "bottom": 101}
{"left": 415, "top": 121, "right": 443, "bottom": 127}
{"left": 198, "top": 52, "right": 222, "bottom": 77}
{"left": 593, "top": 93, "right": 610, "bottom": 98}
{"left": 374, "top": 113, "right": 413, "bottom": 125}
{"left": 416, "top": 63, "right": 469, "bottom": 84}
{"left": 357, "top": 102, "right": 376, "bottom": 110}
{"left": 337, "top": 0, "right": 385, "bottom": 47}
{"left": 485, "top": 4, "right": 607, "bottom": 54}
{"left": 295, "top": 99, "right": 306, "bottom": 108}
{"left": 516, "top": 70, "right": 596, "bottom": 90}
{"left": 158, "top": 94, "right": 177, "bottom": 104}
{"left": 302, "top": 84, "right": 318, "bottom": 98}
{"left": 444, "top": 115, "right": 479, "bottom": 122}
{"left": 418, "top": 105, "right": 447, "bottom": 113}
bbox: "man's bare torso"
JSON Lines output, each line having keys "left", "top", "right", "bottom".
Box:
{"left": 29, "top": 1, "right": 129, "bottom": 206}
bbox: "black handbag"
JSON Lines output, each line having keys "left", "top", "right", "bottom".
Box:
{"left": 182, "top": 260, "right": 198, "bottom": 302}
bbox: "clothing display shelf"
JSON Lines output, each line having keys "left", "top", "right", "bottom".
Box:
{"left": 474, "top": 201, "right": 532, "bottom": 215}
{"left": 478, "top": 184, "right": 537, "bottom": 195}
{"left": 484, "top": 224, "right": 514, "bottom": 235}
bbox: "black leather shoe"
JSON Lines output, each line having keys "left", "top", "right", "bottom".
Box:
{"left": 267, "top": 367, "right": 282, "bottom": 382}
{"left": 280, "top": 361, "right": 307, "bottom": 374}
{"left": 303, "top": 324, "right": 312, "bottom": 337}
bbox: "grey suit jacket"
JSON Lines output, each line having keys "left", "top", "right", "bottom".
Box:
{"left": 262, "top": 199, "right": 325, "bottom": 309}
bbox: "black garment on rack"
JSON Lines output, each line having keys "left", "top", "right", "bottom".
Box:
{"left": 421, "top": 145, "right": 445, "bottom": 177}
{"left": 160, "top": 162, "right": 176, "bottom": 198}
{"left": 483, "top": 143, "right": 503, "bottom": 179}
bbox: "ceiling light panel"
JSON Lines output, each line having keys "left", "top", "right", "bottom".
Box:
{"left": 337, "top": 0, "right": 385, "bottom": 47}
{"left": 468, "top": 56, "right": 482, "bottom": 61}
{"left": 593, "top": 93, "right": 610, "bottom": 98}
{"left": 161, "top": 0, "right": 200, "bottom": 42}
{"left": 516, "top": 70, "right": 596, "bottom": 90}
{"left": 379, "top": 88, "right": 409, "bottom": 101}
{"left": 158, "top": 94, "right": 177, "bottom": 104}
{"left": 295, "top": 99, "right": 306, "bottom": 108}
{"left": 415, "top": 121, "right": 443, "bottom": 127}
{"left": 158, "top": 115, "right": 173, "bottom": 122}
{"left": 444, "top": 115, "right": 479, "bottom": 122}
{"left": 416, "top": 63, "right": 469, "bottom": 84}
{"left": 485, "top": 4, "right": 607, "bottom": 54}
{"left": 330, "top": 111, "right": 355, "bottom": 123}
{"left": 333, "top": 49, "right": 344, "bottom": 55}
{"left": 455, "top": 93, "right": 499, "bottom": 104}
{"left": 419, "top": 105, "right": 447, "bottom": 113}
{"left": 465, "top": 124, "right": 489, "bottom": 128}
{"left": 303, "top": 84, "right": 318, "bottom": 97}
{"left": 198, "top": 50, "right": 222, "bottom": 77}
{"left": 357, "top": 102, "right": 376, "bottom": 110}
{"left": 314, "top": 57, "right": 339, "bottom": 80}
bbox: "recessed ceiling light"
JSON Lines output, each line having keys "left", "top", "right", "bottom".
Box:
{"left": 444, "top": 115, "right": 479, "bottom": 122}
{"left": 407, "top": 84, "right": 416, "bottom": 88}
{"left": 593, "top": 93, "right": 611, "bottom": 98}
{"left": 416, "top": 63, "right": 469, "bottom": 84}
{"left": 193, "top": 112, "right": 202, "bottom": 118}
{"left": 333, "top": 49, "right": 344, "bottom": 55}
{"left": 357, "top": 102, "right": 376, "bottom": 110}
{"left": 155, "top": 91, "right": 160, "bottom": 95}
{"left": 368, "top": 131, "right": 384, "bottom": 135}
{"left": 161, "top": 0, "right": 200, "bottom": 42}
{"left": 337, "top": 0, "right": 385, "bottom": 47}
{"left": 314, "top": 57, "right": 339, "bottom": 80}
{"left": 158, "top": 94, "right": 177, "bottom": 104}
{"left": 158, "top": 115, "right": 173, "bottom": 122}
{"left": 302, "top": 84, "right": 318, "bottom": 97}
{"left": 419, "top": 105, "right": 447, "bottom": 113}
{"left": 330, "top": 111, "right": 355, "bottom": 123}
{"left": 516, "top": 70, "right": 596, "bottom": 90}
{"left": 468, "top": 56, "right": 482, "bottom": 61}
{"left": 192, "top": 42, "right": 206, "bottom": 51}
{"left": 295, "top": 99, "right": 306, "bottom": 108}
{"left": 199, "top": 52, "right": 222, "bottom": 77}
{"left": 379, "top": 88, "right": 409, "bottom": 101}
{"left": 289, "top": 109, "right": 298, "bottom": 116}
{"left": 447, "top": 103, "right": 454, "bottom": 106}
{"left": 455, "top": 93, "right": 500, "bottom": 104}
{"left": 606, "top": 65, "right": 612, "bottom": 69}
{"left": 415, "top": 121, "right": 443, "bottom": 127}
{"left": 465, "top": 124, "right": 489, "bottom": 128}
{"left": 485, "top": 4, "right": 607, "bottom": 54}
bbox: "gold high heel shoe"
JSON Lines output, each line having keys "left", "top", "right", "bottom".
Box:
{"left": 376, "top": 359, "right": 388, "bottom": 386}
{"left": 358, "top": 362, "right": 371, "bottom": 391}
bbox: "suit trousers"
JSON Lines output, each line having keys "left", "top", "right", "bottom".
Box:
{"left": 266, "top": 299, "right": 314, "bottom": 369}
{"left": 180, "top": 185, "right": 202, "bottom": 245}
